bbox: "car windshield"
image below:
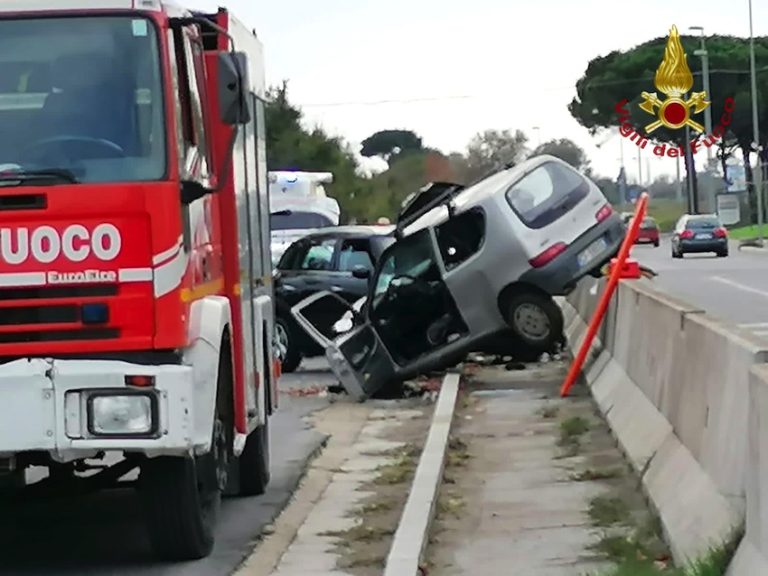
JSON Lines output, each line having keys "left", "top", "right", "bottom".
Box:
{"left": 0, "top": 16, "right": 166, "bottom": 184}
{"left": 271, "top": 211, "right": 335, "bottom": 231}
{"left": 372, "top": 232, "right": 435, "bottom": 302}
{"left": 687, "top": 217, "right": 720, "bottom": 229}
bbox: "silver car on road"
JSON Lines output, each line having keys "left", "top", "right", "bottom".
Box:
{"left": 291, "top": 154, "right": 625, "bottom": 398}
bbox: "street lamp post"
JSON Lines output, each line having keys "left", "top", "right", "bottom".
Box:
{"left": 749, "top": 0, "right": 764, "bottom": 243}
{"left": 691, "top": 26, "right": 715, "bottom": 212}
{"left": 685, "top": 124, "right": 696, "bottom": 213}
{"left": 532, "top": 126, "right": 541, "bottom": 147}
{"left": 689, "top": 27, "right": 713, "bottom": 165}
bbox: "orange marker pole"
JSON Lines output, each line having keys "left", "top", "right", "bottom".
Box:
{"left": 560, "top": 192, "right": 649, "bottom": 397}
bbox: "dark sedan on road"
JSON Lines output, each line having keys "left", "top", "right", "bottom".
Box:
{"left": 671, "top": 214, "right": 728, "bottom": 258}
{"left": 274, "top": 225, "right": 396, "bottom": 372}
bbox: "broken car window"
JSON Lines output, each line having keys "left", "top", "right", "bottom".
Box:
{"left": 435, "top": 209, "right": 485, "bottom": 271}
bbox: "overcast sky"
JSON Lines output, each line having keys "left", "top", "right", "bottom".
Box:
{"left": 185, "top": 0, "right": 765, "bottom": 183}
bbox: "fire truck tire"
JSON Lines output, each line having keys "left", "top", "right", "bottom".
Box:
{"left": 238, "top": 418, "right": 270, "bottom": 496}
{"left": 140, "top": 341, "right": 233, "bottom": 560}
{"left": 140, "top": 456, "right": 218, "bottom": 560}
{"left": 239, "top": 338, "right": 271, "bottom": 495}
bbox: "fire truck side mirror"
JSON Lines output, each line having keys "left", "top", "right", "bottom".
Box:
{"left": 218, "top": 51, "right": 252, "bottom": 125}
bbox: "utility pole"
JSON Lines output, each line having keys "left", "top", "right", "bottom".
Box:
{"left": 690, "top": 27, "right": 713, "bottom": 166}
{"left": 685, "top": 126, "right": 695, "bottom": 213}
{"left": 749, "top": 0, "right": 764, "bottom": 242}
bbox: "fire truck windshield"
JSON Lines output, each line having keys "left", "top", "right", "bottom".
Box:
{"left": 0, "top": 16, "right": 166, "bottom": 184}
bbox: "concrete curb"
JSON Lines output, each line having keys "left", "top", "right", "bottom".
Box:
{"left": 383, "top": 372, "right": 461, "bottom": 576}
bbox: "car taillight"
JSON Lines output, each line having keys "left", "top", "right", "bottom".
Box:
{"left": 680, "top": 230, "right": 694, "bottom": 239}
{"left": 714, "top": 227, "right": 727, "bottom": 238}
{"left": 595, "top": 203, "right": 613, "bottom": 223}
{"left": 529, "top": 242, "right": 567, "bottom": 268}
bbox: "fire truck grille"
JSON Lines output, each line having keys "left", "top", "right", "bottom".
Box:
{"left": 0, "top": 285, "right": 121, "bottom": 344}
{"left": 0, "top": 305, "right": 80, "bottom": 325}
{"left": 0, "top": 329, "right": 119, "bottom": 344}
{"left": 0, "top": 285, "right": 118, "bottom": 300}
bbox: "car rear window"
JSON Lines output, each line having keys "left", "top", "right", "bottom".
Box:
{"left": 505, "top": 161, "right": 590, "bottom": 229}
{"left": 686, "top": 217, "right": 720, "bottom": 229}
{"left": 641, "top": 218, "right": 657, "bottom": 228}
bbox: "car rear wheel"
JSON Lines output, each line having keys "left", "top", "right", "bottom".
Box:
{"left": 654, "top": 240, "right": 660, "bottom": 247}
{"left": 503, "top": 291, "right": 564, "bottom": 352}
{"left": 717, "top": 249, "right": 729, "bottom": 257}
{"left": 275, "top": 317, "right": 301, "bottom": 373}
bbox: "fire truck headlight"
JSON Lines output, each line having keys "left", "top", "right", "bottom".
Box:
{"left": 89, "top": 393, "right": 156, "bottom": 436}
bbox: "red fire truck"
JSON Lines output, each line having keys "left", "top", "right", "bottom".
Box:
{"left": 0, "top": 0, "right": 278, "bottom": 561}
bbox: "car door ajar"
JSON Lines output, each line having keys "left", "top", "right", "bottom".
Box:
{"left": 290, "top": 290, "right": 397, "bottom": 401}
{"left": 291, "top": 229, "right": 462, "bottom": 399}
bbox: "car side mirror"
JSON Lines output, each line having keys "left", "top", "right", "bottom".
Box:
{"left": 180, "top": 180, "right": 211, "bottom": 205}
{"left": 218, "top": 51, "right": 251, "bottom": 125}
{"left": 351, "top": 265, "right": 371, "bottom": 280}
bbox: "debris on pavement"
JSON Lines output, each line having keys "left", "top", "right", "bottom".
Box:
{"left": 281, "top": 384, "right": 328, "bottom": 397}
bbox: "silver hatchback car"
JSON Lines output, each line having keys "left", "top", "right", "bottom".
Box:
{"left": 291, "top": 154, "right": 625, "bottom": 398}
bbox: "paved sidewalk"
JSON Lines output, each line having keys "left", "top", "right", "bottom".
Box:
{"left": 426, "top": 363, "right": 665, "bottom": 576}
{"left": 236, "top": 400, "right": 432, "bottom": 576}
{"left": 269, "top": 407, "right": 418, "bottom": 576}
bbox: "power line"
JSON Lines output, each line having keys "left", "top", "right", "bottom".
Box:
{"left": 297, "top": 66, "right": 768, "bottom": 108}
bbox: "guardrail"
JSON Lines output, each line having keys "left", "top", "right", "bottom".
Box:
{"left": 560, "top": 276, "right": 768, "bottom": 574}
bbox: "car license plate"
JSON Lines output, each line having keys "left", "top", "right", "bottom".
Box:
{"left": 578, "top": 237, "right": 607, "bottom": 268}
{"left": 696, "top": 233, "right": 712, "bottom": 239}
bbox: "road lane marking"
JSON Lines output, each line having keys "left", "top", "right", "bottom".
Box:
{"left": 711, "top": 276, "right": 768, "bottom": 300}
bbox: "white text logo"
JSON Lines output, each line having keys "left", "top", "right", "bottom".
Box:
{"left": 47, "top": 270, "right": 117, "bottom": 284}
{"left": 0, "top": 224, "right": 122, "bottom": 265}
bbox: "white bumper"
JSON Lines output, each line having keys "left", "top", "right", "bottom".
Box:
{"left": 0, "top": 358, "right": 199, "bottom": 463}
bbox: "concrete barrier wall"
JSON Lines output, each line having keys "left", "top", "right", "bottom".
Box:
{"left": 562, "top": 277, "right": 768, "bottom": 573}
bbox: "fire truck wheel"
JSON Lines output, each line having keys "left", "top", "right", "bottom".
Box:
{"left": 275, "top": 317, "right": 302, "bottom": 373}
{"left": 238, "top": 417, "right": 270, "bottom": 496}
{"left": 140, "top": 455, "right": 218, "bottom": 560}
{"left": 140, "top": 343, "right": 233, "bottom": 560}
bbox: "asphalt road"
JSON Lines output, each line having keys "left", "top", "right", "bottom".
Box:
{"left": 631, "top": 236, "right": 768, "bottom": 339}
{"left": 0, "top": 359, "right": 336, "bottom": 576}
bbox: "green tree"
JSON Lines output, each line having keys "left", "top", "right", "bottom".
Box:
{"left": 593, "top": 176, "right": 620, "bottom": 204}
{"left": 264, "top": 81, "right": 372, "bottom": 221}
{"left": 530, "top": 138, "right": 591, "bottom": 172}
{"left": 360, "top": 129, "right": 423, "bottom": 162}
{"left": 464, "top": 129, "right": 529, "bottom": 182}
{"left": 569, "top": 33, "right": 768, "bottom": 219}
